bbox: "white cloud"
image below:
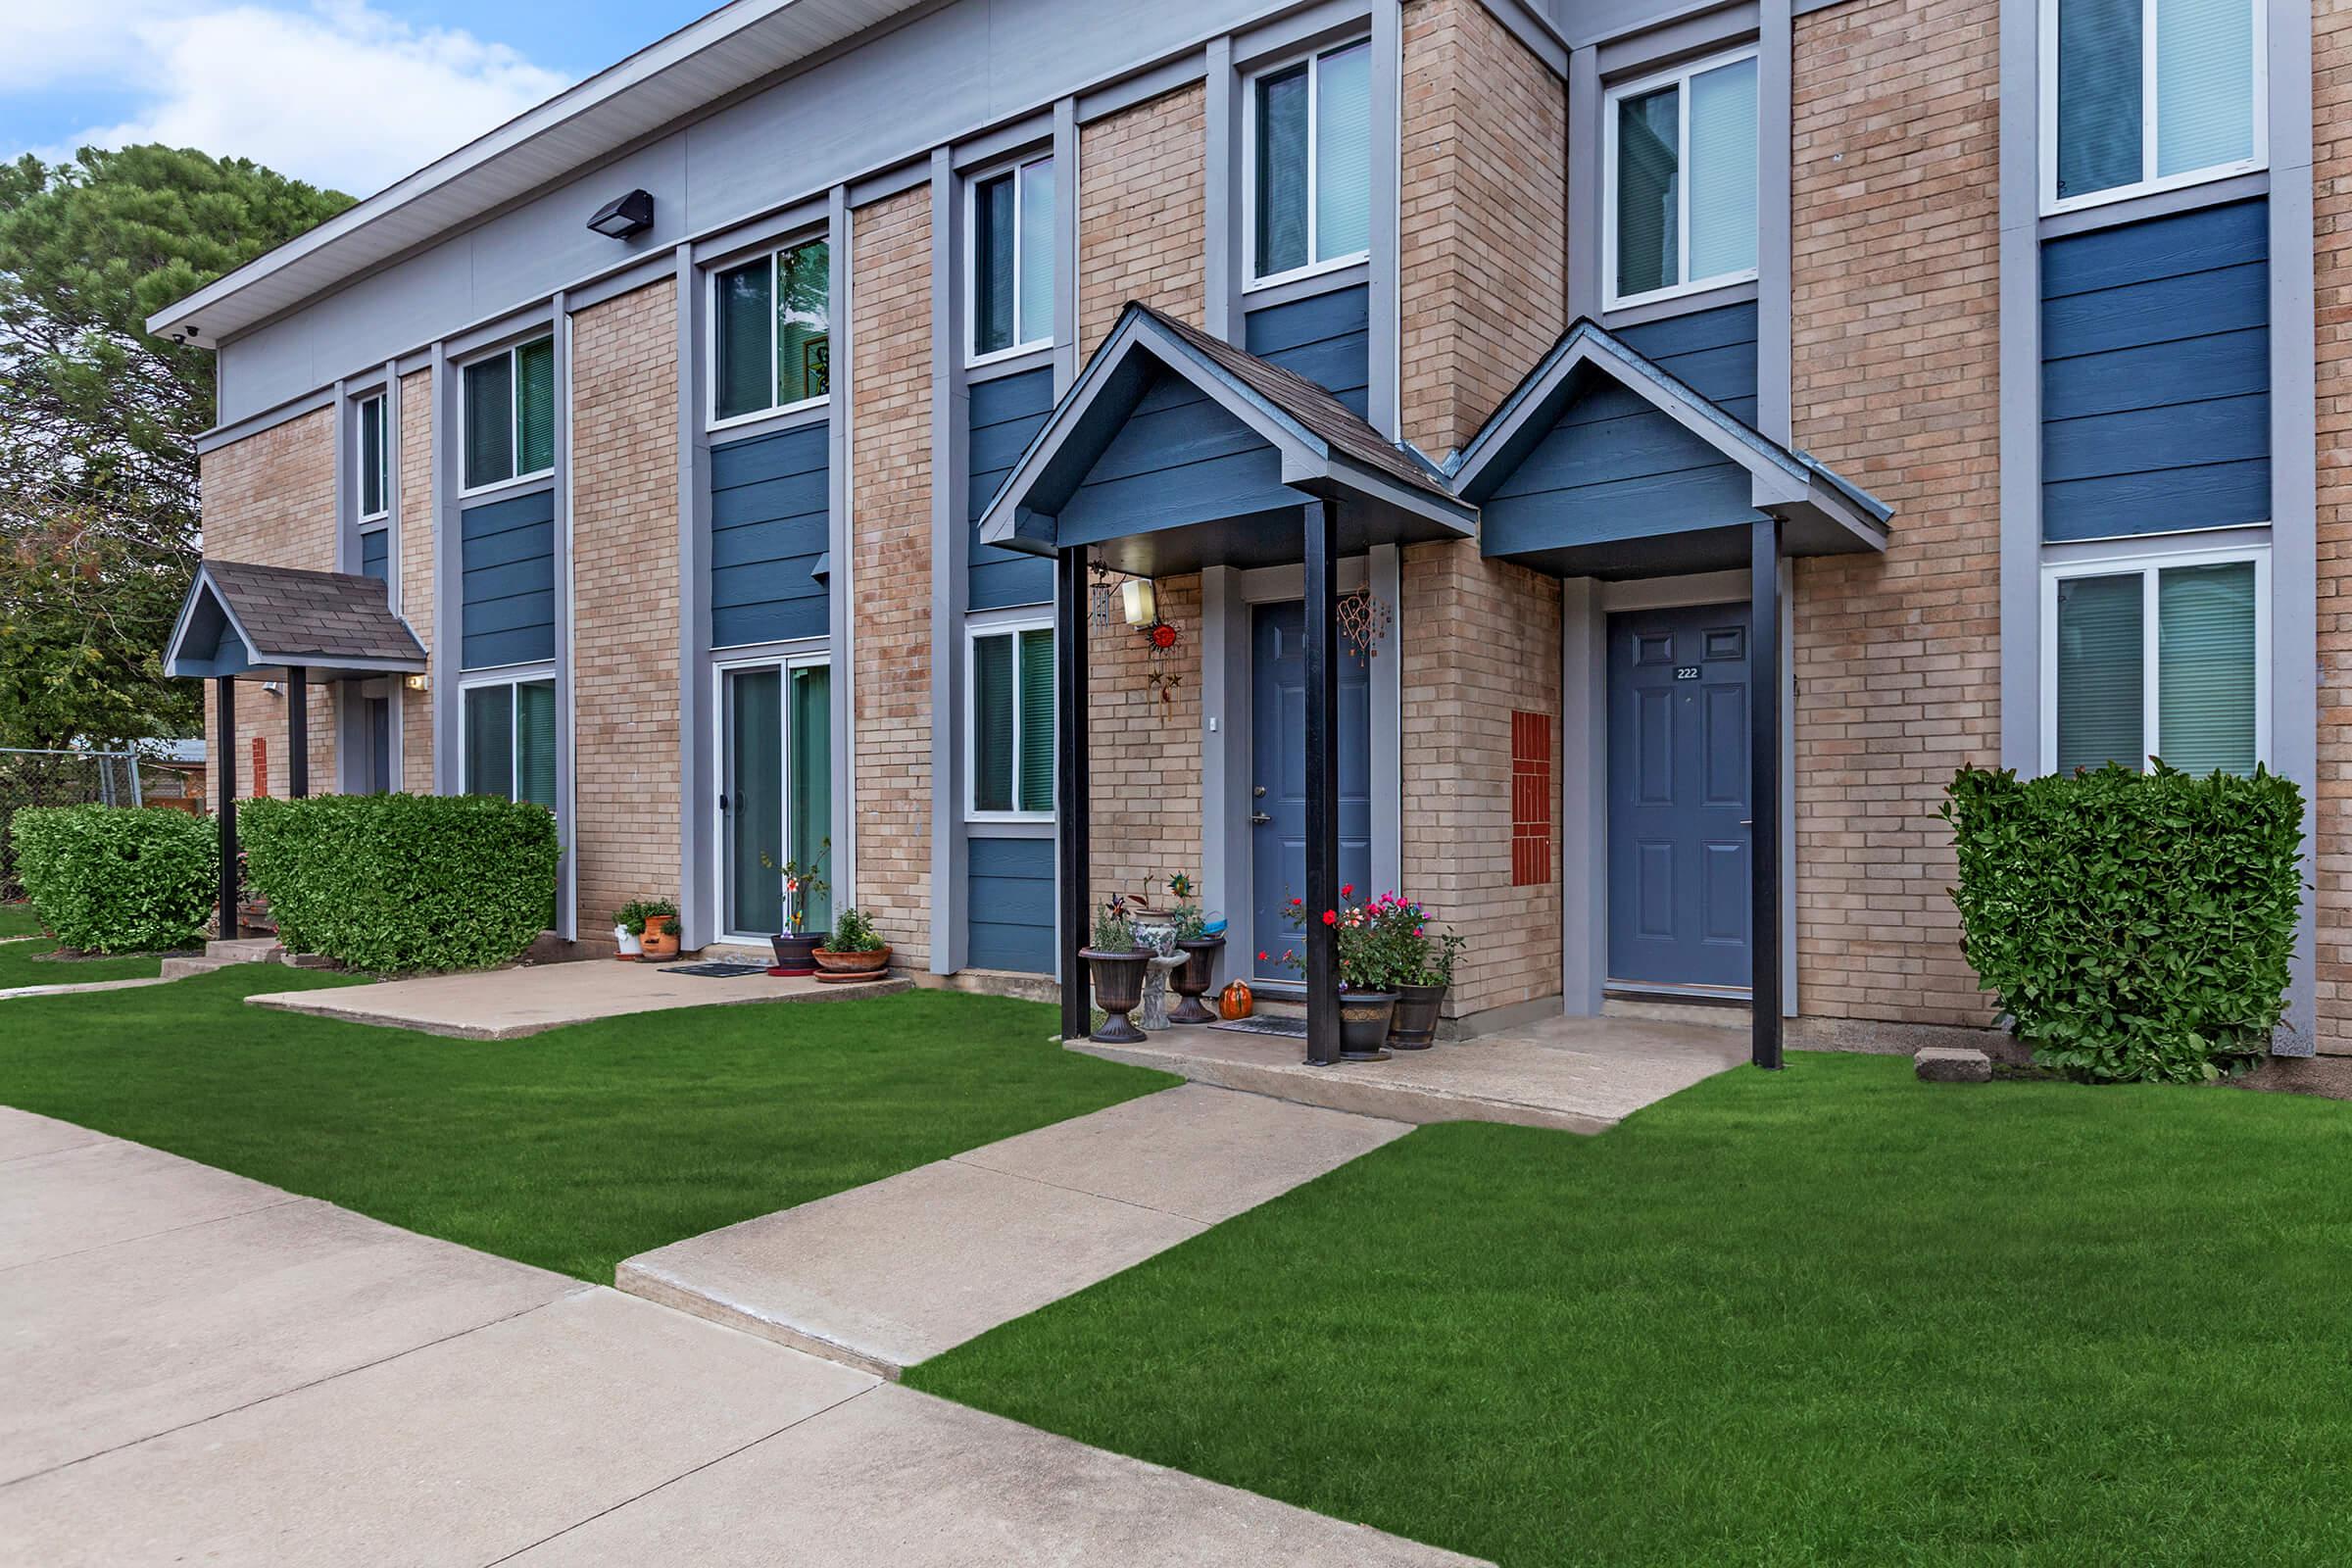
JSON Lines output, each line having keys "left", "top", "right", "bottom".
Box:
{"left": 11, "top": 0, "right": 573, "bottom": 198}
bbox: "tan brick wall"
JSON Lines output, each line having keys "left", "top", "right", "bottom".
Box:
{"left": 198, "top": 406, "right": 338, "bottom": 801}
{"left": 569, "top": 280, "right": 682, "bottom": 938}
{"left": 851, "top": 185, "right": 935, "bottom": 967}
{"left": 1088, "top": 574, "right": 1204, "bottom": 912}
{"left": 1077, "top": 83, "right": 1207, "bottom": 354}
{"left": 397, "top": 368, "right": 435, "bottom": 793}
{"left": 1398, "top": 0, "right": 1566, "bottom": 459}
{"left": 2314, "top": 0, "right": 2352, "bottom": 1048}
{"left": 1788, "top": 0, "right": 2002, "bottom": 1026}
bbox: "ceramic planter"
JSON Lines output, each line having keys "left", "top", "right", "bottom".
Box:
{"left": 768, "top": 930, "right": 828, "bottom": 976}
{"left": 812, "top": 944, "right": 891, "bottom": 974}
{"left": 1084, "top": 948, "right": 1153, "bottom": 1043}
{"left": 1389, "top": 982, "right": 1447, "bottom": 1050}
{"left": 612, "top": 924, "right": 642, "bottom": 961}
{"left": 1338, "top": 991, "right": 1397, "bottom": 1060}
{"left": 1170, "top": 937, "right": 1224, "bottom": 1024}
{"left": 640, "top": 913, "right": 680, "bottom": 961}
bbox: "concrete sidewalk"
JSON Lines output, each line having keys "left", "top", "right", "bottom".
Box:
{"left": 0, "top": 1105, "right": 1480, "bottom": 1567}
{"left": 617, "top": 1085, "right": 1410, "bottom": 1377}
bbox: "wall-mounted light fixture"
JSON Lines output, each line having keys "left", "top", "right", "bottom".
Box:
{"left": 403, "top": 673, "right": 431, "bottom": 693}
{"left": 586, "top": 188, "right": 656, "bottom": 240}
{"left": 1120, "top": 577, "right": 1157, "bottom": 628}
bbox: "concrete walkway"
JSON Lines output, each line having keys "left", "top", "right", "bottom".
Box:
{"left": 618, "top": 1085, "right": 1409, "bottom": 1377}
{"left": 0, "top": 1105, "right": 1480, "bottom": 1567}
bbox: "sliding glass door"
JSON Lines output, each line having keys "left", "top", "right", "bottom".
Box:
{"left": 720, "top": 658, "right": 833, "bottom": 942}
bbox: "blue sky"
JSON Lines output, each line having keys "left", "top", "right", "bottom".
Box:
{"left": 6, "top": 0, "right": 717, "bottom": 197}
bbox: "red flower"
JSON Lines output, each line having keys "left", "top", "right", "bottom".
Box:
{"left": 1341, "top": 884, "right": 1354, "bottom": 899}
{"left": 1257, "top": 951, "right": 1269, "bottom": 962}
{"left": 1322, "top": 909, "right": 1338, "bottom": 926}
{"left": 1289, "top": 896, "right": 1302, "bottom": 906}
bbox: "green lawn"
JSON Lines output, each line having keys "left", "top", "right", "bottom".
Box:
{"left": 908, "top": 1052, "right": 2352, "bottom": 1567}
{"left": 0, "top": 902, "right": 44, "bottom": 938}
{"left": 0, "top": 967, "right": 1170, "bottom": 1280}
{"left": 0, "top": 942, "right": 166, "bottom": 988}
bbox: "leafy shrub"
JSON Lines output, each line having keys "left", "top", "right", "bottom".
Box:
{"left": 9, "top": 804, "right": 218, "bottom": 952}
{"left": 239, "top": 793, "right": 560, "bottom": 972}
{"left": 829, "top": 906, "right": 887, "bottom": 954}
{"left": 1942, "top": 762, "right": 2303, "bottom": 1083}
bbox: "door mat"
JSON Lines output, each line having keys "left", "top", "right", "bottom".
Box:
{"left": 659, "top": 961, "right": 771, "bottom": 978}
{"left": 1208, "top": 1014, "right": 1307, "bottom": 1038}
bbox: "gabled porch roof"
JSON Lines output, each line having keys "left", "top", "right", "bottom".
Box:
{"left": 1449, "top": 319, "right": 1891, "bottom": 578}
{"left": 165, "top": 560, "right": 427, "bottom": 683}
{"left": 975, "top": 304, "right": 1473, "bottom": 577}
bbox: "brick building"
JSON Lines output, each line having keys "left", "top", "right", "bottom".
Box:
{"left": 154, "top": 0, "right": 2328, "bottom": 1060}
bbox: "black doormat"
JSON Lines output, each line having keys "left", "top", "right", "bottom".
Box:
{"left": 1208, "top": 1014, "right": 1308, "bottom": 1038}
{"left": 659, "top": 961, "right": 771, "bottom": 978}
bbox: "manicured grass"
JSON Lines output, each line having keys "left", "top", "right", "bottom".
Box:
{"left": 0, "top": 967, "right": 1170, "bottom": 1281}
{"left": 0, "top": 941, "right": 166, "bottom": 989}
{"left": 909, "top": 1052, "right": 2352, "bottom": 1566}
{"left": 0, "top": 903, "right": 45, "bottom": 939}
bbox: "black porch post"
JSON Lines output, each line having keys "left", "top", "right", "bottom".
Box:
{"left": 1749, "top": 518, "right": 1784, "bottom": 1069}
{"left": 1302, "top": 499, "right": 1342, "bottom": 1067}
{"left": 1054, "top": 545, "right": 1093, "bottom": 1042}
{"left": 216, "top": 676, "right": 239, "bottom": 942}
{"left": 286, "top": 665, "right": 309, "bottom": 799}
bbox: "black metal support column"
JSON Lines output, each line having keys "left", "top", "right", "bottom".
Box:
{"left": 1302, "top": 500, "right": 1342, "bottom": 1067}
{"left": 286, "top": 665, "right": 310, "bottom": 799}
{"left": 216, "top": 676, "right": 239, "bottom": 942}
{"left": 1749, "top": 518, "right": 1784, "bottom": 1070}
{"left": 1054, "top": 546, "right": 1093, "bottom": 1043}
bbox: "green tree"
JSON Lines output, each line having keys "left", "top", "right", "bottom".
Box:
{"left": 0, "top": 144, "right": 351, "bottom": 749}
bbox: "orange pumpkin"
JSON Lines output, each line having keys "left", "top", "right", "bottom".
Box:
{"left": 1218, "top": 980, "right": 1253, "bottom": 1020}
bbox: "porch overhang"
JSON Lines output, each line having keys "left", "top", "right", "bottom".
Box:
{"left": 975, "top": 303, "right": 1473, "bottom": 576}
{"left": 165, "top": 560, "right": 427, "bottom": 684}
{"left": 1450, "top": 320, "right": 1891, "bottom": 579}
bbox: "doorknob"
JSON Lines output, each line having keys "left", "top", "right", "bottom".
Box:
{"left": 1252, "top": 785, "right": 1267, "bottom": 798}
{"left": 1250, "top": 811, "right": 1272, "bottom": 825}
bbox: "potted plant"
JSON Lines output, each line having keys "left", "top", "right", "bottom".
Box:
{"left": 812, "top": 906, "right": 892, "bottom": 978}
{"left": 1083, "top": 895, "right": 1153, "bottom": 1044}
{"left": 1281, "top": 886, "right": 1418, "bottom": 1059}
{"left": 612, "top": 899, "right": 677, "bottom": 961}
{"left": 1162, "top": 872, "right": 1225, "bottom": 1025}
{"left": 1389, "top": 907, "right": 1464, "bottom": 1051}
{"left": 610, "top": 902, "right": 648, "bottom": 960}
{"left": 761, "top": 841, "right": 831, "bottom": 976}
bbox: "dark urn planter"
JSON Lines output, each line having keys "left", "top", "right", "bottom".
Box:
{"left": 767, "top": 930, "right": 829, "bottom": 977}
{"left": 1170, "top": 937, "right": 1225, "bottom": 1024}
{"left": 1085, "top": 948, "right": 1153, "bottom": 1043}
{"left": 1338, "top": 991, "right": 1397, "bottom": 1061}
{"left": 1388, "top": 982, "right": 1446, "bottom": 1050}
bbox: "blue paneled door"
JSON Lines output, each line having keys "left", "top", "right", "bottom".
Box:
{"left": 1250, "top": 601, "right": 1370, "bottom": 981}
{"left": 1606, "top": 602, "right": 1751, "bottom": 991}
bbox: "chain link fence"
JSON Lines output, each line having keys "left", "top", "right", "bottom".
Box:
{"left": 0, "top": 748, "right": 201, "bottom": 901}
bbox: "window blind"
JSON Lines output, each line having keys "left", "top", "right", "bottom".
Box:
{"left": 2055, "top": 573, "right": 2144, "bottom": 772}
{"left": 2155, "top": 0, "right": 2255, "bottom": 177}
{"left": 1017, "top": 628, "right": 1055, "bottom": 814}
{"left": 1255, "top": 64, "right": 1310, "bottom": 276}
{"left": 2058, "top": 0, "right": 2144, "bottom": 198}
{"left": 464, "top": 684, "right": 514, "bottom": 798}
{"left": 516, "top": 680, "right": 558, "bottom": 808}
{"left": 2157, "top": 561, "right": 2256, "bottom": 774}
{"left": 1016, "top": 160, "right": 1054, "bottom": 349}
{"left": 974, "top": 174, "right": 1018, "bottom": 355}
{"left": 715, "top": 259, "right": 773, "bottom": 419}
{"left": 973, "top": 633, "right": 1016, "bottom": 811}
{"left": 515, "top": 338, "right": 556, "bottom": 475}
{"left": 1686, "top": 57, "right": 1758, "bottom": 282}
{"left": 1615, "top": 84, "right": 1679, "bottom": 297}
{"left": 463, "top": 355, "right": 514, "bottom": 488}
{"left": 1314, "top": 43, "right": 1371, "bottom": 263}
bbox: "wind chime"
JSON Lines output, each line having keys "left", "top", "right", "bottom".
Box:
{"left": 1336, "top": 586, "right": 1393, "bottom": 667}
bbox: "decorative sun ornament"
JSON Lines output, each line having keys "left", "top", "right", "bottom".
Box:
{"left": 1336, "top": 587, "right": 1394, "bottom": 667}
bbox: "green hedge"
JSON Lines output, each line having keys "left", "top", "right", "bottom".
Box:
{"left": 10, "top": 804, "right": 218, "bottom": 953}
{"left": 1942, "top": 762, "right": 2304, "bottom": 1083}
{"left": 239, "top": 793, "right": 560, "bottom": 973}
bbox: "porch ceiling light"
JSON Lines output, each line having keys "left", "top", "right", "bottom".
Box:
{"left": 1120, "top": 577, "right": 1157, "bottom": 628}
{"left": 586, "top": 188, "right": 655, "bottom": 240}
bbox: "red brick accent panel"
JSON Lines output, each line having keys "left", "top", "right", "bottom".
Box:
{"left": 1398, "top": 0, "right": 1566, "bottom": 459}
{"left": 1077, "top": 83, "right": 1206, "bottom": 354}
{"left": 1510, "top": 710, "right": 1552, "bottom": 888}
{"left": 1089, "top": 574, "right": 1203, "bottom": 911}
{"left": 198, "top": 406, "right": 337, "bottom": 801}
{"left": 569, "top": 279, "right": 682, "bottom": 939}
{"left": 1788, "top": 0, "right": 2002, "bottom": 1026}
{"left": 398, "top": 368, "right": 435, "bottom": 793}
{"left": 850, "top": 185, "right": 935, "bottom": 968}
{"left": 2314, "top": 0, "right": 2352, "bottom": 1049}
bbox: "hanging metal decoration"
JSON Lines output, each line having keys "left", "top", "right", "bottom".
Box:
{"left": 1142, "top": 614, "right": 1183, "bottom": 720}
{"left": 1088, "top": 561, "right": 1121, "bottom": 629}
{"left": 1336, "top": 587, "right": 1393, "bottom": 666}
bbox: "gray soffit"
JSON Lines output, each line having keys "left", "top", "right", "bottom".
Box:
{"left": 165, "top": 560, "right": 428, "bottom": 681}
{"left": 146, "top": 0, "right": 931, "bottom": 347}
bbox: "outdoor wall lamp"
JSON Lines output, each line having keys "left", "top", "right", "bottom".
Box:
{"left": 1121, "top": 577, "right": 1157, "bottom": 628}
{"left": 586, "top": 188, "right": 656, "bottom": 240}
{"left": 403, "top": 673, "right": 431, "bottom": 693}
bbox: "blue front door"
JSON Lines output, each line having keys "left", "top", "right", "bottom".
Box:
{"left": 1606, "top": 602, "right": 1752, "bottom": 991}
{"left": 1251, "top": 602, "right": 1370, "bottom": 981}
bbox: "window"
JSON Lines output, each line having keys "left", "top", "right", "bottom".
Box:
{"left": 2043, "top": 549, "right": 2266, "bottom": 777}
{"left": 1604, "top": 47, "right": 1758, "bottom": 308}
{"left": 712, "top": 237, "right": 831, "bottom": 424}
{"left": 2043, "top": 0, "right": 2264, "bottom": 212}
{"left": 461, "top": 335, "right": 555, "bottom": 491}
{"left": 357, "top": 393, "right": 388, "bottom": 520}
{"left": 969, "top": 155, "right": 1054, "bottom": 362}
{"left": 968, "top": 623, "right": 1054, "bottom": 817}
{"left": 1248, "top": 39, "right": 1372, "bottom": 286}
{"left": 463, "top": 677, "right": 558, "bottom": 808}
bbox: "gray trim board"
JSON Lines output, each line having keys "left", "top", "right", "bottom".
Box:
{"left": 1995, "top": 0, "right": 2039, "bottom": 772}
{"left": 1565, "top": 46, "right": 1602, "bottom": 321}
{"left": 552, "top": 290, "right": 577, "bottom": 942}
{"left": 827, "top": 184, "right": 857, "bottom": 913}
{"left": 1592, "top": 1, "right": 1758, "bottom": 76}
{"left": 1367, "top": 0, "right": 1402, "bottom": 441}
{"left": 195, "top": 388, "right": 334, "bottom": 455}
{"left": 1558, "top": 576, "right": 1605, "bottom": 1013}
{"left": 1203, "top": 35, "right": 1238, "bottom": 341}
{"left": 1077, "top": 50, "right": 1210, "bottom": 122}
{"left": 1200, "top": 564, "right": 1250, "bottom": 960}
{"left": 1475, "top": 0, "right": 1569, "bottom": 74}
{"left": 928, "top": 147, "right": 969, "bottom": 975}
{"left": 1755, "top": 0, "right": 1791, "bottom": 445}
{"left": 1367, "top": 541, "right": 1401, "bottom": 896}
{"left": 674, "top": 244, "right": 716, "bottom": 949}
{"left": 431, "top": 344, "right": 460, "bottom": 793}
{"left": 2036, "top": 170, "right": 2270, "bottom": 240}
{"left": 331, "top": 377, "right": 352, "bottom": 575}
{"left": 1053, "top": 98, "right": 1081, "bottom": 393}
{"left": 1599, "top": 278, "right": 1757, "bottom": 330}
{"left": 952, "top": 111, "right": 1054, "bottom": 173}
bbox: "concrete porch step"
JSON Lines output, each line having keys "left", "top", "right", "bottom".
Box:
{"left": 160, "top": 936, "right": 290, "bottom": 981}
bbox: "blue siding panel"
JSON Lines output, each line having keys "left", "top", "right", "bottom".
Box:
{"left": 969, "top": 366, "right": 1055, "bottom": 612}
{"left": 1056, "top": 367, "right": 1295, "bottom": 549}
{"left": 359, "top": 528, "right": 388, "bottom": 583}
{"left": 1617, "top": 303, "right": 1759, "bottom": 427}
{"left": 460, "top": 489, "right": 555, "bottom": 669}
{"left": 2040, "top": 199, "right": 2270, "bottom": 542}
{"left": 966, "top": 836, "right": 1055, "bottom": 973}
{"left": 710, "top": 422, "right": 830, "bottom": 648}
{"left": 1245, "top": 285, "right": 1369, "bottom": 416}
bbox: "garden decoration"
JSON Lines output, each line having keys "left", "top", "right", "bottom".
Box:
{"left": 1218, "top": 979, "right": 1254, "bottom": 1019}
{"left": 613, "top": 899, "right": 679, "bottom": 962}
{"left": 1088, "top": 560, "right": 1120, "bottom": 629}
{"left": 760, "top": 840, "right": 831, "bottom": 975}
{"left": 1336, "top": 586, "right": 1393, "bottom": 667}
{"left": 1083, "top": 895, "right": 1152, "bottom": 1044}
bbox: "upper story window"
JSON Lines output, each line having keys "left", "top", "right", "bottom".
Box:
{"left": 461, "top": 334, "right": 555, "bottom": 492}
{"left": 356, "top": 392, "right": 388, "bottom": 521}
{"left": 967, "top": 620, "right": 1054, "bottom": 819}
{"left": 1604, "top": 47, "right": 1758, "bottom": 310}
{"left": 1248, "top": 38, "right": 1372, "bottom": 288}
{"left": 969, "top": 155, "right": 1054, "bottom": 364}
{"left": 2044, "top": 0, "right": 2264, "bottom": 213}
{"left": 712, "top": 236, "right": 831, "bottom": 425}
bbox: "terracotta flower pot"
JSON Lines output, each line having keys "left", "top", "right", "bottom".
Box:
{"left": 1337, "top": 991, "right": 1396, "bottom": 1061}
{"left": 812, "top": 945, "right": 891, "bottom": 974}
{"left": 1170, "top": 937, "right": 1224, "bottom": 1024}
{"left": 640, "top": 913, "right": 680, "bottom": 961}
{"left": 1085, "top": 948, "right": 1153, "bottom": 1043}
{"left": 768, "top": 930, "right": 828, "bottom": 976}
{"left": 1388, "top": 982, "right": 1446, "bottom": 1050}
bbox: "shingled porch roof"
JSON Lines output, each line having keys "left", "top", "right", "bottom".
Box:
{"left": 164, "top": 560, "right": 427, "bottom": 683}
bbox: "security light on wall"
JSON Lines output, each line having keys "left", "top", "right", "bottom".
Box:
{"left": 1121, "top": 577, "right": 1157, "bottom": 628}
{"left": 586, "top": 188, "right": 655, "bottom": 240}
{"left": 403, "top": 673, "right": 431, "bottom": 693}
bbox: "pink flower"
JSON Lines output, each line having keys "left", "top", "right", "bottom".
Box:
{"left": 1414, "top": 926, "right": 1426, "bottom": 937}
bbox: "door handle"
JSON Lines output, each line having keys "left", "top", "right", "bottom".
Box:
{"left": 1739, "top": 819, "right": 1752, "bottom": 827}
{"left": 1250, "top": 811, "right": 1272, "bottom": 825}
{"left": 1252, "top": 785, "right": 1267, "bottom": 798}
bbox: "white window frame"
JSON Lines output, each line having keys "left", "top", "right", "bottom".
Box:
{"left": 457, "top": 334, "right": 556, "bottom": 498}
{"left": 1601, "top": 44, "right": 1762, "bottom": 312}
{"left": 964, "top": 615, "right": 1055, "bottom": 823}
{"left": 706, "top": 234, "right": 832, "bottom": 432}
{"left": 965, "top": 153, "right": 1056, "bottom": 368}
{"left": 2037, "top": 539, "right": 2271, "bottom": 776}
{"left": 2037, "top": 0, "right": 2268, "bottom": 217}
{"left": 457, "top": 666, "right": 560, "bottom": 809}
{"left": 710, "top": 646, "right": 834, "bottom": 945}
{"left": 356, "top": 391, "right": 389, "bottom": 522}
{"left": 1242, "top": 36, "right": 1376, "bottom": 293}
